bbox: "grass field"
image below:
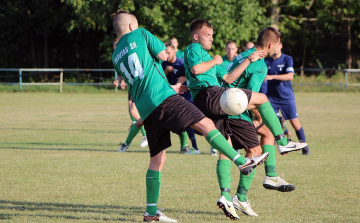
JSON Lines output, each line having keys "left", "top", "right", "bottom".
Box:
{"left": 1, "top": 92, "right": 359, "bottom": 222}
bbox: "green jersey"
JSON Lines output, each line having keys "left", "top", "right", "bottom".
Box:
{"left": 112, "top": 28, "right": 176, "bottom": 120}
{"left": 184, "top": 43, "right": 228, "bottom": 99}
{"left": 219, "top": 55, "right": 232, "bottom": 71}
{"left": 176, "top": 49, "right": 184, "bottom": 59}
{"left": 225, "top": 47, "right": 267, "bottom": 122}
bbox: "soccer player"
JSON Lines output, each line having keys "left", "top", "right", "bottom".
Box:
{"left": 162, "top": 43, "right": 200, "bottom": 154}
{"left": 244, "top": 41, "right": 254, "bottom": 51}
{"left": 169, "top": 37, "right": 184, "bottom": 59}
{"left": 219, "top": 40, "right": 238, "bottom": 71}
{"left": 223, "top": 27, "right": 307, "bottom": 216}
{"left": 112, "top": 11, "right": 268, "bottom": 222}
{"left": 184, "top": 19, "right": 306, "bottom": 219}
{"left": 260, "top": 42, "right": 310, "bottom": 155}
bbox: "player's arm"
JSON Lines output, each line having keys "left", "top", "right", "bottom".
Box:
{"left": 265, "top": 72, "right": 293, "bottom": 81}
{"left": 157, "top": 50, "right": 167, "bottom": 61}
{"left": 191, "top": 55, "right": 222, "bottom": 75}
{"left": 265, "top": 55, "right": 294, "bottom": 81}
{"left": 222, "top": 50, "right": 267, "bottom": 84}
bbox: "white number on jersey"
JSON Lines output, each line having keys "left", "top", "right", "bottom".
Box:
{"left": 119, "top": 53, "right": 144, "bottom": 85}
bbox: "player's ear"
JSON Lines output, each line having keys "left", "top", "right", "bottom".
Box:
{"left": 129, "top": 23, "right": 133, "bottom": 31}
{"left": 268, "top": 42, "right": 273, "bottom": 50}
{"left": 193, "top": 33, "right": 199, "bottom": 41}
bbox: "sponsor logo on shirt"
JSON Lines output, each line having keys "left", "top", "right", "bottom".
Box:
{"left": 174, "top": 69, "right": 178, "bottom": 74}
{"left": 277, "top": 64, "right": 284, "bottom": 71}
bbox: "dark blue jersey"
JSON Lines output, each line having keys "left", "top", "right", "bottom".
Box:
{"left": 162, "top": 57, "right": 191, "bottom": 100}
{"left": 263, "top": 53, "right": 295, "bottom": 101}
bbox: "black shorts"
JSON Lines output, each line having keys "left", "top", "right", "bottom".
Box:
{"left": 193, "top": 86, "right": 252, "bottom": 139}
{"left": 143, "top": 94, "right": 205, "bottom": 157}
{"left": 229, "top": 118, "right": 260, "bottom": 150}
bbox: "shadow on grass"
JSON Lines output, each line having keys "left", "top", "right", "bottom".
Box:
{"left": 0, "top": 127, "right": 124, "bottom": 134}
{"left": 0, "top": 146, "right": 186, "bottom": 155}
{"left": 0, "top": 200, "right": 141, "bottom": 221}
{"left": 0, "top": 200, "right": 220, "bottom": 221}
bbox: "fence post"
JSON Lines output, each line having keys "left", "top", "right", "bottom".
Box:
{"left": 60, "top": 70, "right": 63, "bottom": 93}
{"left": 114, "top": 71, "right": 118, "bottom": 92}
{"left": 19, "top": 69, "right": 22, "bottom": 91}
{"left": 345, "top": 71, "right": 348, "bottom": 91}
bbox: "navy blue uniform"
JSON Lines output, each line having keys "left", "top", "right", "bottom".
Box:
{"left": 260, "top": 53, "right": 297, "bottom": 120}
{"left": 162, "top": 57, "right": 192, "bottom": 101}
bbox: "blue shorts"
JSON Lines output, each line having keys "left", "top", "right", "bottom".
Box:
{"left": 269, "top": 99, "right": 298, "bottom": 120}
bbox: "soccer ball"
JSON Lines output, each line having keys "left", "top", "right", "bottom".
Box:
{"left": 220, "top": 88, "right": 248, "bottom": 115}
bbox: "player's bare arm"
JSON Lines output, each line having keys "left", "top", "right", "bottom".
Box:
{"left": 222, "top": 50, "right": 267, "bottom": 84}
{"left": 191, "top": 55, "right": 223, "bottom": 75}
{"left": 177, "top": 76, "right": 187, "bottom": 84}
{"left": 264, "top": 72, "right": 293, "bottom": 81}
{"left": 156, "top": 50, "right": 168, "bottom": 61}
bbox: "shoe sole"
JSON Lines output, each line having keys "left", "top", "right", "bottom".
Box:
{"left": 239, "top": 154, "right": 268, "bottom": 175}
{"left": 263, "top": 184, "right": 295, "bottom": 192}
{"left": 216, "top": 201, "right": 239, "bottom": 220}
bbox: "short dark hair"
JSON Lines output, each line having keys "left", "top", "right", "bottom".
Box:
{"left": 189, "top": 19, "right": 213, "bottom": 35}
{"left": 256, "top": 27, "right": 282, "bottom": 48}
{"left": 225, "top": 40, "right": 237, "bottom": 48}
{"left": 165, "top": 43, "right": 175, "bottom": 50}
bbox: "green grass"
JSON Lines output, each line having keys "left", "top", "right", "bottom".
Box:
{"left": 1, "top": 92, "right": 359, "bottom": 222}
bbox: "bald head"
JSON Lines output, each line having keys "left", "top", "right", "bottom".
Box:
{"left": 245, "top": 42, "right": 254, "bottom": 50}
{"left": 111, "top": 10, "right": 138, "bottom": 37}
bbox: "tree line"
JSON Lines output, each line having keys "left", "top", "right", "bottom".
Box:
{"left": 1, "top": 0, "right": 359, "bottom": 73}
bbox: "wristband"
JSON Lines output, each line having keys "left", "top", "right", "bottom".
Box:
{"left": 247, "top": 57, "right": 252, "bottom": 63}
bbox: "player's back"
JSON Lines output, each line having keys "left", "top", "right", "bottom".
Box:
{"left": 112, "top": 28, "right": 175, "bottom": 120}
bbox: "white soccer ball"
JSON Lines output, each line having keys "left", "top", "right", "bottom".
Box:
{"left": 220, "top": 88, "right": 248, "bottom": 115}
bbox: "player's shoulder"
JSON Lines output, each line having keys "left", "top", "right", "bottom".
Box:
{"left": 176, "top": 57, "right": 184, "bottom": 65}
{"left": 281, "top": 53, "right": 293, "bottom": 61}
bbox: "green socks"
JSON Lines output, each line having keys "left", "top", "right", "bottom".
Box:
{"left": 237, "top": 169, "right": 256, "bottom": 202}
{"left": 125, "top": 123, "right": 141, "bottom": 145}
{"left": 179, "top": 131, "right": 188, "bottom": 148}
{"left": 206, "top": 129, "right": 246, "bottom": 165}
{"left": 257, "top": 102, "right": 288, "bottom": 146}
{"left": 217, "top": 159, "right": 232, "bottom": 201}
{"left": 140, "top": 126, "right": 146, "bottom": 136}
{"left": 262, "top": 144, "right": 278, "bottom": 177}
{"left": 146, "top": 169, "right": 161, "bottom": 215}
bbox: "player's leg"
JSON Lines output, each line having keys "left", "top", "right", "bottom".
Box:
{"left": 119, "top": 102, "right": 143, "bottom": 152}
{"left": 245, "top": 91, "right": 289, "bottom": 146}
{"left": 179, "top": 131, "right": 189, "bottom": 152}
{"left": 192, "top": 87, "right": 268, "bottom": 171}
{"left": 256, "top": 123, "right": 295, "bottom": 192}
{"left": 232, "top": 146, "right": 261, "bottom": 217}
{"left": 280, "top": 101, "right": 309, "bottom": 155}
{"left": 228, "top": 119, "right": 262, "bottom": 217}
{"left": 143, "top": 103, "right": 176, "bottom": 222}
{"left": 129, "top": 102, "right": 148, "bottom": 147}
{"left": 184, "top": 127, "right": 200, "bottom": 153}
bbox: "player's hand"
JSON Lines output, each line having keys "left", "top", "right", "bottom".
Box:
{"left": 213, "top": 55, "right": 223, "bottom": 65}
{"left": 120, "top": 80, "right": 126, "bottom": 89}
{"left": 177, "top": 76, "right": 187, "bottom": 84}
{"left": 113, "top": 80, "right": 119, "bottom": 87}
{"left": 248, "top": 50, "right": 266, "bottom": 62}
{"left": 171, "top": 83, "right": 188, "bottom": 94}
{"left": 166, "top": 66, "right": 174, "bottom": 72}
